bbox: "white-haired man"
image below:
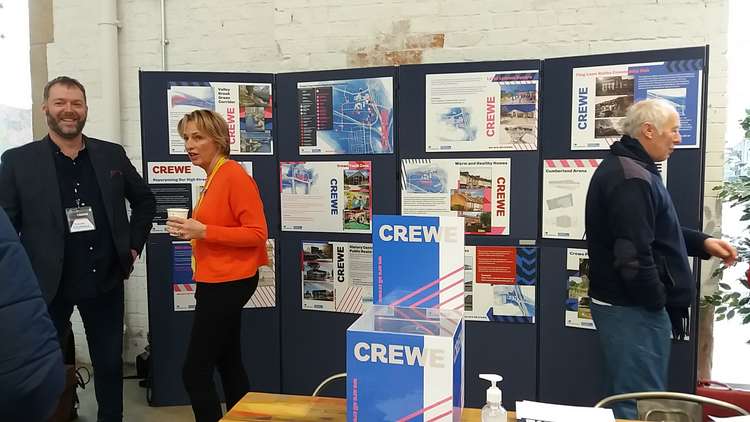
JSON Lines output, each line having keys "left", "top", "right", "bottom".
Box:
{"left": 584, "top": 98, "right": 736, "bottom": 419}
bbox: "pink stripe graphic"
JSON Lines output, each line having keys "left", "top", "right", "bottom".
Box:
{"left": 336, "top": 288, "right": 352, "bottom": 312}
{"left": 260, "top": 286, "right": 275, "bottom": 306}
{"left": 560, "top": 160, "right": 570, "bottom": 168}
{"left": 437, "top": 290, "right": 464, "bottom": 309}
{"left": 344, "top": 288, "right": 360, "bottom": 313}
{"left": 396, "top": 396, "right": 453, "bottom": 422}
{"left": 574, "top": 159, "right": 584, "bottom": 167}
{"left": 452, "top": 303, "right": 465, "bottom": 311}
{"left": 589, "top": 159, "right": 601, "bottom": 167}
{"left": 394, "top": 308, "right": 437, "bottom": 336}
{"left": 545, "top": 160, "right": 555, "bottom": 168}
{"left": 251, "top": 287, "right": 271, "bottom": 307}
{"left": 252, "top": 289, "right": 266, "bottom": 307}
{"left": 426, "top": 409, "right": 453, "bottom": 422}
{"left": 337, "top": 287, "right": 358, "bottom": 313}
{"left": 345, "top": 288, "right": 363, "bottom": 313}
{"left": 255, "top": 288, "right": 269, "bottom": 307}
{"left": 390, "top": 266, "right": 464, "bottom": 306}
{"left": 410, "top": 278, "right": 464, "bottom": 308}
{"left": 185, "top": 284, "right": 194, "bottom": 292}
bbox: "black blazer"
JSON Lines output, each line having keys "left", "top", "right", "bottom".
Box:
{"left": 0, "top": 136, "right": 156, "bottom": 303}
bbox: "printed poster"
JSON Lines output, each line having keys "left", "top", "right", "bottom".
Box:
{"left": 173, "top": 239, "right": 276, "bottom": 311}
{"left": 301, "top": 241, "right": 372, "bottom": 314}
{"left": 571, "top": 60, "right": 703, "bottom": 150}
{"left": 542, "top": 159, "right": 601, "bottom": 240}
{"left": 401, "top": 158, "right": 511, "bottom": 235}
{"left": 426, "top": 70, "right": 539, "bottom": 151}
{"left": 297, "top": 77, "right": 393, "bottom": 155}
{"left": 464, "top": 246, "right": 537, "bottom": 323}
{"left": 280, "top": 161, "right": 371, "bottom": 233}
{"left": 373, "top": 215, "right": 465, "bottom": 310}
{"left": 167, "top": 81, "right": 273, "bottom": 154}
{"left": 565, "top": 248, "right": 596, "bottom": 330}
{"left": 146, "top": 161, "right": 252, "bottom": 234}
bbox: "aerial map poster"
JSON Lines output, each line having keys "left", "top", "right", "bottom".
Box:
{"left": 297, "top": 77, "right": 394, "bottom": 155}
{"left": 167, "top": 81, "right": 273, "bottom": 155}
{"left": 571, "top": 60, "right": 702, "bottom": 150}
{"left": 425, "top": 70, "right": 539, "bottom": 152}
{"left": 301, "top": 241, "right": 372, "bottom": 314}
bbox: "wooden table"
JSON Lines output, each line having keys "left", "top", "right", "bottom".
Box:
{"left": 221, "top": 392, "right": 639, "bottom": 421}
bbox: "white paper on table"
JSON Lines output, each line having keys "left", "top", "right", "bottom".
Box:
{"left": 710, "top": 416, "right": 750, "bottom": 421}
{"left": 516, "top": 400, "right": 615, "bottom": 422}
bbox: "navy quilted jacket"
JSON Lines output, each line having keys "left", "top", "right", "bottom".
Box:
{"left": 0, "top": 208, "right": 64, "bottom": 421}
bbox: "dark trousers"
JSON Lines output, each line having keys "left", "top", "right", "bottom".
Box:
{"left": 183, "top": 274, "right": 258, "bottom": 422}
{"left": 590, "top": 302, "right": 672, "bottom": 419}
{"left": 48, "top": 285, "right": 124, "bottom": 422}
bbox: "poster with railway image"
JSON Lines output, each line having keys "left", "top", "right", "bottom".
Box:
{"left": 565, "top": 248, "right": 596, "bottom": 329}
{"left": 167, "top": 81, "right": 273, "bottom": 154}
{"left": 542, "top": 159, "right": 601, "bottom": 240}
{"left": 280, "top": 161, "right": 372, "bottom": 233}
{"left": 297, "top": 77, "right": 393, "bottom": 155}
{"left": 425, "top": 70, "right": 539, "bottom": 152}
{"left": 172, "top": 239, "right": 277, "bottom": 311}
{"left": 401, "top": 158, "right": 511, "bottom": 235}
{"left": 301, "top": 241, "right": 373, "bottom": 314}
{"left": 571, "top": 60, "right": 702, "bottom": 150}
{"left": 464, "top": 246, "right": 537, "bottom": 323}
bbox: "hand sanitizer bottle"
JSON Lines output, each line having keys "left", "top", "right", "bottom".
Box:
{"left": 479, "top": 374, "right": 507, "bottom": 422}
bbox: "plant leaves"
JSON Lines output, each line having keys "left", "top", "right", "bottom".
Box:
{"left": 744, "top": 313, "right": 750, "bottom": 325}
{"left": 716, "top": 306, "right": 727, "bottom": 314}
{"left": 728, "top": 310, "right": 736, "bottom": 320}
{"left": 717, "top": 314, "right": 726, "bottom": 321}
{"left": 719, "top": 283, "right": 731, "bottom": 290}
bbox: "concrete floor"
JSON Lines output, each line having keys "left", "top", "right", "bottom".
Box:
{"left": 76, "top": 367, "right": 195, "bottom": 422}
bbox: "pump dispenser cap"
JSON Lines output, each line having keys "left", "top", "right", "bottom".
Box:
{"left": 479, "top": 374, "right": 503, "bottom": 404}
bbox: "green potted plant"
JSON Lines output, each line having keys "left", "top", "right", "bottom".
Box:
{"left": 703, "top": 110, "right": 750, "bottom": 334}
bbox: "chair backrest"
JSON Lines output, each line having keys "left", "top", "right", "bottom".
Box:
{"left": 312, "top": 372, "right": 347, "bottom": 397}
{"left": 637, "top": 398, "right": 703, "bottom": 422}
{"left": 595, "top": 391, "right": 749, "bottom": 422}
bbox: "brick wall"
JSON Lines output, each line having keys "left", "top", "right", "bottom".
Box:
{"left": 44, "top": 0, "right": 729, "bottom": 363}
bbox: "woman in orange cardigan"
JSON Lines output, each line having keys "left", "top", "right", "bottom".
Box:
{"left": 166, "top": 109, "right": 268, "bottom": 422}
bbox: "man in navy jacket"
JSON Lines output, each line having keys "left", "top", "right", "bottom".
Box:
{"left": 585, "top": 98, "right": 737, "bottom": 419}
{"left": 0, "top": 207, "right": 64, "bottom": 421}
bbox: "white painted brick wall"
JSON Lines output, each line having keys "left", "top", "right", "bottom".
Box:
{"left": 46, "top": 0, "right": 729, "bottom": 364}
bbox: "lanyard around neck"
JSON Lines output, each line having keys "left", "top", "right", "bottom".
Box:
{"left": 194, "top": 156, "right": 227, "bottom": 214}
{"left": 191, "top": 156, "right": 227, "bottom": 274}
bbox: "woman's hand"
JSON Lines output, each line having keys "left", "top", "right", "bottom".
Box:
{"left": 166, "top": 216, "right": 207, "bottom": 240}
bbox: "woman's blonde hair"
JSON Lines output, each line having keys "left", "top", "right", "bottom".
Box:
{"left": 177, "top": 109, "right": 230, "bottom": 156}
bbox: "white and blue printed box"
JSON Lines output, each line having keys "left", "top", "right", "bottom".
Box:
{"left": 347, "top": 305, "right": 464, "bottom": 422}
{"left": 373, "top": 215, "right": 465, "bottom": 309}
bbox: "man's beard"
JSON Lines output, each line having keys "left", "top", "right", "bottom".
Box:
{"left": 46, "top": 110, "right": 86, "bottom": 139}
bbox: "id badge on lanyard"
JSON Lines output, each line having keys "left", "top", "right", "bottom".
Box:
{"left": 65, "top": 206, "right": 96, "bottom": 233}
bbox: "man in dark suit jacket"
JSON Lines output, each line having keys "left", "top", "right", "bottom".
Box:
{"left": 0, "top": 76, "right": 156, "bottom": 422}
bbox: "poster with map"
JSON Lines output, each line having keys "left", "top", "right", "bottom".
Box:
{"left": 297, "top": 77, "right": 394, "bottom": 155}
